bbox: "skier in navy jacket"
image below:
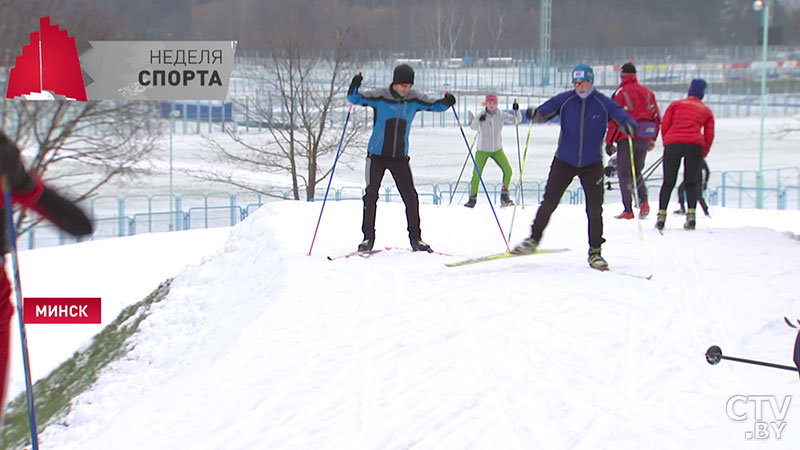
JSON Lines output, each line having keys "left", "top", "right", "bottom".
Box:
{"left": 347, "top": 64, "right": 455, "bottom": 252}
{"left": 512, "top": 64, "right": 637, "bottom": 270}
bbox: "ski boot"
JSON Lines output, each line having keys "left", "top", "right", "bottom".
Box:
{"left": 588, "top": 247, "right": 609, "bottom": 270}
{"left": 464, "top": 195, "right": 477, "bottom": 208}
{"left": 639, "top": 201, "right": 650, "bottom": 218}
{"left": 511, "top": 236, "right": 539, "bottom": 255}
{"left": 500, "top": 188, "right": 514, "bottom": 207}
{"left": 357, "top": 237, "right": 374, "bottom": 252}
{"left": 615, "top": 211, "right": 634, "bottom": 220}
{"left": 655, "top": 210, "right": 666, "bottom": 232}
{"left": 410, "top": 239, "right": 432, "bottom": 252}
{"left": 683, "top": 210, "right": 696, "bottom": 230}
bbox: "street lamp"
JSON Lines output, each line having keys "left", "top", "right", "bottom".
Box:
{"left": 753, "top": 0, "right": 769, "bottom": 208}
{"left": 169, "top": 108, "right": 181, "bottom": 231}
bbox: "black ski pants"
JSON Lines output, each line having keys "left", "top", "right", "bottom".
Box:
{"left": 531, "top": 158, "right": 606, "bottom": 249}
{"left": 658, "top": 143, "right": 703, "bottom": 213}
{"left": 616, "top": 138, "right": 650, "bottom": 212}
{"left": 362, "top": 154, "right": 421, "bottom": 242}
{"left": 678, "top": 159, "right": 709, "bottom": 214}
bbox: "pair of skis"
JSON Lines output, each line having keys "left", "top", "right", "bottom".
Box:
{"left": 330, "top": 246, "right": 652, "bottom": 279}
{"left": 327, "top": 247, "right": 451, "bottom": 261}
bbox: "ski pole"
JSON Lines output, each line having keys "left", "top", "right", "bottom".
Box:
{"left": 626, "top": 135, "right": 645, "bottom": 242}
{"left": 513, "top": 100, "right": 524, "bottom": 208}
{"left": 508, "top": 117, "right": 533, "bottom": 242}
{"left": 642, "top": 155, "right": 663, "bottom": 182}
{"left": 449, "top": 130, "right": 478, "bottom": 206}
{"left": 706, "top": 345, "right": 799, "bottom": 372}
{"left": 451, "top": 101, "right": 510, "bottom": 252}
{"left": 308, "top": 101, "right": 353, "bottom": 256}
{"left": 1, "top": 177, "right": 39, "bottom": 449}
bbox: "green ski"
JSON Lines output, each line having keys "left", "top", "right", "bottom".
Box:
{"left": 446, "top": 248, "right": 570, "bottom": 267}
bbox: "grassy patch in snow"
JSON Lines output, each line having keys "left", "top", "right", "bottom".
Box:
{"left": 0, "top": 279, "right": 173, "bottom": 449}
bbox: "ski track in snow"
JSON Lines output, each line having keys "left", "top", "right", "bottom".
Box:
{"left": 31, "top": 198, "right": 800, "bottom": 449}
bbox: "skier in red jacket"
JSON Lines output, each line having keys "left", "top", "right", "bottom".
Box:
{"left": 0, "top": 131, "right": 93, "bottom": 419}
{"left": 655, "top": 79, "right": 714, "bottom": 231}
{"left": 605, "top": 61, "right": 661, "bottom": 220}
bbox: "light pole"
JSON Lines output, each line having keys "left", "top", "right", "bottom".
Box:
{"left": 169, "top": 108, "right": 181, "bottom": 231}
{"left": 753, "top": 0, "right": 769, "bottom": 208}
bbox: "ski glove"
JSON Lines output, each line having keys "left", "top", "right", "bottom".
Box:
{"left": 605, "top": 144, "right": 616, "bottom": 156}
{"left": 0, "top": 131, "right": 35, "bottom": 192}
{"left": 512, "top": 101, "right": 519, "bottom": 111}
{"left": 479, "top": 113, "right": 486, "bottom": 122}
{"left": 525, "top": 107, "right": 535, "bottom": 120}
{"left": 442, "top": 93, "right": 456, "bottom": 107}
{"left": 348, "top": 73, "right": 363, "bottom": 95}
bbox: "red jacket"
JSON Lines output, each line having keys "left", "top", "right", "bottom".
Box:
{"left": 606, "top": 75, "right": 661, "bottom": 145}
{"left": 662, "top": 96, "right": 715, "bottom": 157}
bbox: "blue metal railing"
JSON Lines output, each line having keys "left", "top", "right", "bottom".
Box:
{"left": 19, "top": 166, "right": 800, "bottom": 250}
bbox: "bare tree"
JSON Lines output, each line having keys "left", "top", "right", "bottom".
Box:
{"left": 198, "top": 22, "right": 365, "bottom": 201}
{"left": 486, "top": 0, "right": 509, "bottom": 52}
{"left": 1, "top": 101, "right": 160, "bottom": 232}
{"left": 423, "top": 0, "right": 465, "bottom": 66}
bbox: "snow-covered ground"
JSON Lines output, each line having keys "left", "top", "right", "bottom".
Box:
{"left": 7, "top": 228, "right": 231, "bottom": 397}
{"left": 2, "top": 111, "right": 797, "bottom": 448}
{"left": 20, "top": 197, "right": 800, "bottom": 449}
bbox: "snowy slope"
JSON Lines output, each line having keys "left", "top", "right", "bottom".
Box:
{"left": 8, "top": 228, "right": 232, "bottom": 397}
{"left": 36, "top": 200, "right": 800, "bottom": 449}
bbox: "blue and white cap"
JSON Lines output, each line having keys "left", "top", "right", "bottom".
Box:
{"left": 571, "top": 64, "right": 594, "bottom": 83}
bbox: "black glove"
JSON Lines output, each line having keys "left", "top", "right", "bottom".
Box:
{"left": 0, "top": 132, "right": 35, "bottom": 192}
{"left": 34, "top": 187, "right": 94, "bottom": 236}
{"left": 348, "top": 73, "right": 363, "bottom": 95}
{"left": 512, "top": 101, "right": 519, "bottom": 111}
{"left": 479, "top": 113, "right": 486, "bottom": 122}
{"left": 605, "top": 144, "right": 616, "bottom": 156}
{"left": 442, "top": 93, "right": 456, "bottom": 107}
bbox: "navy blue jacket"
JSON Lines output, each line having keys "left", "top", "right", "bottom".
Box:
{"left": 348, "top": 86, "right": 450, "bottom": 159}
{"left": 535, "top": 88, "right": 637, "bottom": 168}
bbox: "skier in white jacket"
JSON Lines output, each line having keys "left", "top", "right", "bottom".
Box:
{"left": 465, "top": 94, "right": 521, "bottom": 208}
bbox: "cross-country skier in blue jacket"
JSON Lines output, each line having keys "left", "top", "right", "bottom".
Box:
{"left": 512, "top": 64, "right": 637, "bottom": 270}
{"left": 347, "top": 64, "right": 455, "bottom": 252}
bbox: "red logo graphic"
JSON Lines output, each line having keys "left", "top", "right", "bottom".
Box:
{"left": 23, "top": 298, "right": 101, "bottom": 324}
{"left": 6, "top": 16, "right": 87, "bottom": 101}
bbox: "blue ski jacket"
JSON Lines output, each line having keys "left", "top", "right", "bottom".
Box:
{"left": 348, "top": 86, "right": 450, "bottom": 160}
{"left": 534, "top": 88, "right": 637, "bottom": 168}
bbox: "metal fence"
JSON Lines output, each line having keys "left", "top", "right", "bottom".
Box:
{"left": 20, "top": 165, "right": 800, "bottom": 250}
{"left": 158, "top": 44, "right": 800, "bottom": 135}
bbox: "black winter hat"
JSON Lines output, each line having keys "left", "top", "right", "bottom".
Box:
{"left": 392, "top": 64, "right": 415, "bottom": 85}
{"left": 621, "top": 61, "right": 636, "bottom": 74}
